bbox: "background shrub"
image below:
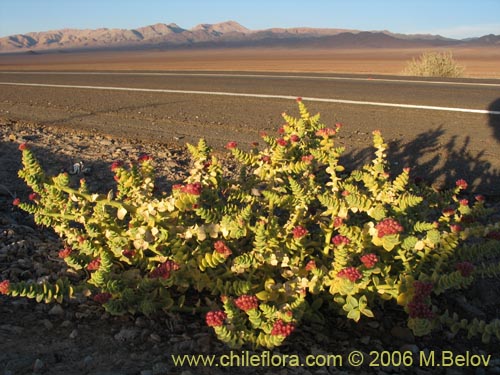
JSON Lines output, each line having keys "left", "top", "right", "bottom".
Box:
{"left": 402, "top": 51, "right": 464, "bottom": 78}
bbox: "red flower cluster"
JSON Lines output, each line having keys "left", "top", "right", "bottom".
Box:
{"left": 261, "top": 155, "right": 271, "bottom": 164}
{"left": 277, "top": 127, "right": 285, "bottom": 134}
{"left": 214, "top": 241, "right": 232, "bottom": 258}
{"left": 58, "top": 247, "right": 72, "bottom": 259}
{"left": 0, "top": 280, "right": 10, "bottom": 295}
{"left": 270, "top": 319, "right": 295, "bottom": 337}
{"left": 408, "top": 281, "right": 434, "bottom": 319}
{"left": 301, "top": 155, "right": 314, "bottom": 164}
{"left": 333, "top": 217, "right": 344, "bottom": 228}
{"left": 459, "top": 199, "right": 469, "bottom": 206}
{"left": 138, "top": 154, "right": 153, "bottom": 163}
{"left": 234, "top": 295, "right": 259, "bottom": 311}
{"left": 337, "top": 267, "right": 362, "bottom": 282}
{"left": 29, "top": 192, "right": 39, "bottom": 201}
{"left": 226, "top": 141, "right": 238, "bottom": 149}
{"left": 305, "top": 260, "right": 316, "bottom": 271}
{"left": 455, "top": 262, "right": 474, "bottom": 277}
{"left": 110, "top": 161, "right": 124, "bottom": 171}
{"left": 360, "top": 253, "right": 378, "bottom": 269}
{"left": 12, "top": 198, "right": 21, "bottom": 206}
{"left": 375, "top": 218, "right": 404, "bottom": 238}
{"left": 290, "top": 134, "right": 300, "bottom": 143}
{"left": 93, "top": 292, "right": 112, "bottom": 304}
{"left": 122, "top": 249, "right": 136, "bottom": 258}
{"left": 149, "top": 260, "right": 180, "bottom": 279}
{"left": 455, "top": 179, "right": 468, "bottom": 190}
{"left": 206, "top": 310, "right": 227, "bottom": 327}
{"left": 315, "top": 128, "right": 336, "bottom": 137}
{"left": 174, "top": 182, "right": 203, "bottom": 195}
{"left": 449, "top": 224, "right": 462, "bottom": 233}
{"left": 18, "top": 143, "right": 29, "bottom": 151}
{"left": 276, "top": 138, "right": 287, "bottom": 147}
{"left": 292, "top": 226, "right": 308, "bottom": 239}
{"left": 87, "top": 258, "right": 101, "bottom": 271}
{"left": 332, "top": 235, "right": 350, "bottom": 246}
{"left": 442, "top": 208, "right": 455, "bottom": 217}
{"left": 475, "top": 195, "right": 485, "bottom": 203}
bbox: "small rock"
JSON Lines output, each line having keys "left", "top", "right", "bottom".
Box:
{"left": 69, "top": 329, "right": 78, "bottom": 339}
{"left": 135, "top": 316, "right": 149, "bottom": 328}
{"left": 149, "top": 333, "right": 162, "bottom": 343}
{"left": 41, "top": 319, "right": 54, "bottom": 330}
{"left": 114, "top": 327, "right": 139, "bottom": 342}
{"left": 83, "top": 355, "right": 93, "bottom": 368}
{"left": 367, "top": 321, "right": 380, "bottom": 329}
{"left": 60, "top": 320, "right": 72, "bottom": 328}
{"left": 360, "top": 336, "right": 371, "bottom": 345}
{"left": 48, "top": 304, "right": 64, "bottom": 317}
{"left": 152, "top": 362, "right": 169, "bottom": 375}
{"left": 33, "top": 358, "right": 44, "bottom": 373}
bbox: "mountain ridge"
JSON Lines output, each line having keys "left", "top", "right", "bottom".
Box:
{"left": 1, "top": 20, "right": 498, "bottom": 53}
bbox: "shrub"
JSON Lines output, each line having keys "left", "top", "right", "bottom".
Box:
{"left": 403, "top": 51, "right": 464, "bottom": 78}
{"left": 3, "top": 100, "right": 500, "bottom": 348}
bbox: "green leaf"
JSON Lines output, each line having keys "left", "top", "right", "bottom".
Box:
{"left": 347, "top": 309, "right": 361, "bottom": 322}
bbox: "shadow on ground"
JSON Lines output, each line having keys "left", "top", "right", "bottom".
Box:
{"left": 489, "top": 98, "right": 500, "bottom": 144}
{"left": 339, "top": 125, "right": 500, "bottom": 195}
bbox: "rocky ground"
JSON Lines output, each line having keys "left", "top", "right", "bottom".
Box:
{"left": 1, "top": 119, "right": 500, "bottom": 375}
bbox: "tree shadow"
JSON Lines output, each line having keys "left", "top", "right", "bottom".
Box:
{"left": 489, "top": 98, "right": 500, "bottom": 143}
{"left": 341, "top": 126, "right": 500, "bottom": 195}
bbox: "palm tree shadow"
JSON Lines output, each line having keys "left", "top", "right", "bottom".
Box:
{"left": 489, "top": 98, "right": 500, "bottom": 143}
{"left": 341, "top": 126, "right": 500, "bottom": 195}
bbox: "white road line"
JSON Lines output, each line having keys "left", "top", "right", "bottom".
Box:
{"left": 1, "top": 81, "right": 499, "bottom": 115}
{"left": 1, "top": 71, "right": 500, "bottom": 87}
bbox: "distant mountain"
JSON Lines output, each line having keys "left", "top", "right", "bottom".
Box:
{"left": 0, "top": 20, "right": 498, "bottom": 53}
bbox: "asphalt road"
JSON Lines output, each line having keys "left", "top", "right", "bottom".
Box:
{"left": 1, "top": 71, "right": 499, "bottom": 193}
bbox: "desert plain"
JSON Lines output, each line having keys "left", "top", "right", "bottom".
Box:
{"left": 1, "top": 46, "right": 499, "bottom": 78}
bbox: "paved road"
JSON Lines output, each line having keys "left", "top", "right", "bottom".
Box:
{"left": 0, "top": 71, "right": 499, "bottom": 193}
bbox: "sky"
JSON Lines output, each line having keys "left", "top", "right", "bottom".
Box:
{"left": 0, "top": 0, "right": 499, "bottom": 39}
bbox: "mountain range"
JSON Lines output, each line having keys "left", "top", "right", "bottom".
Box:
{"left": 1, "top": 20, "right": 499, "bottom": 53}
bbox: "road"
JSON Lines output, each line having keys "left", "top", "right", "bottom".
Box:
{"left": 0, "top": 71, "right": 499, "bottom": 193}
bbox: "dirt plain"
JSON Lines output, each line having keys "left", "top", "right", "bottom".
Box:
{"left": 1, "top": 47, "right": 500, "bottom": 78}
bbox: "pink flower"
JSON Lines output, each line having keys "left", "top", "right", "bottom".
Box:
{"left": 87, "top": 258, "right": 101, "bottom": 271}
{"left": 413, "top": 281, "right": 433, "bottom": 297}
{"left": 341, "top": 190, "right": 350, "bottom": 197}
{"left": 301, "top": 155, "right": 313, "bottom": 164}
{"left": 28, "top": 192, "right": 39, "bottom": 201}
{"left": 138, "top": 154, "right": 153, "bottom": 163}
{"left": 335, "top": 122, "right": 343, "bottom": 129}
{"left": 292, "top": 226, "right": 308, "bottom": 239}
{"left": 407, "top": 299, "right": 434, "bottom": 319}
{"left": 122, "top": 249, "right": 136, "bottom": 258}
{"left": 225, "top": 141, "right": 238, "bottom": 149}
{"left": 12, "top": 198, "right": 21, "bottom": 206}
{"left": 276, "top": 138, "right": 287, "bottom": 147}
{"left": 261, "top": 155, "right": 271, "bottom": 164}
{"left": 475, "top": 195, "right": 485, "bottom": 203}
{"left": 459, "top": 199, "right": 469, "bottom": 206}
{"left": 333, "top": 217, "right": 344, "bottom": 228}
{"left": 450, "top": 224, "right": 462, "bottom": 233}
{"left": 277, "top": 127, "right": 285, "bottom": 134}
{"left": 182, "top": 182, "right": 202, "bottom": 195}
{"left": 18, "top": 143, "right": 29, "bottom": 151}
{"left": 315, "top": 128, "right": 336, "bottom": 137}
{"left": 149, "top": 260, "right": 180, "bottom": 279}
{"left": 455, "top": 179, "right": 468, "bottom": 190}
{"left": 110, "top": 161, "right": 123, "bottom": 171}
{"left": 214, "top": 241, "right": 232, "bottom": 258}
{"left": 271, "top": 319, "right": 295, "bottom": 337}
{"left": 305, "top": 260, "right": 316, "bottom": 271}
{"left": 0, "top": 280, "right": 10, "bottom": 295}
{"left": 456, "top": 262, "right": 474, "bottom": 277}
{"left": 332, "top": 235, "right": 350, "bottom": 246}
{"left": 296, "top": 97, "right": 302, "bottom": 102}
{"left": 206, "top": 311, "right": 227, "bottom": 327}
{"left": 234, "top": 295, "right": 259, "bottom": 312}
{"left": 337, "top": 267, "right": 362, "bottom": 282}
{"left": 290, "top": 134, "right": 300, "bottom": 143}
{"left": 442, "top": 208, "right": 455, "bottom": 217}
{"left": 375, "top": 218, "right": 404, "bottom": 238}
{"left": 360, "top": 254, "right": 379, "bottom": 269}
{"left": 93, "top": 292, "right": 112, "bottom": 304}
{"left": 58, "top": 247, "right": 72, "bottom": 259}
